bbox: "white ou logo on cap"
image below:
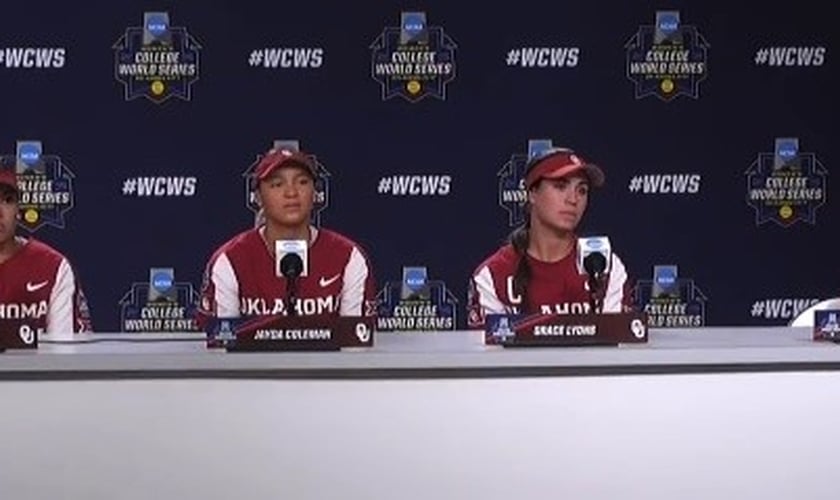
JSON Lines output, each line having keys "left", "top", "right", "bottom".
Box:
{"left": 570, "top": 154, "right": 582, "bottom": 165}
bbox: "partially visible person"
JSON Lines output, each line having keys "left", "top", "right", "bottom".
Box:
{"left": 0, "top": 167, "right": 93, "bottom": 338}
{"left": 196, "top": 147, "right": 376, "bottom": 326}
{"left": 467, "top": 148, "right": 633, "bottom": 329}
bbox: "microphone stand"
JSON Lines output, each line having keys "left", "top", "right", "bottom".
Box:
{"left": 286, "top": 277, "right": 298, "bottom": 316}
{"left": 588, "top": 274, "right": 604, "bottom": 314}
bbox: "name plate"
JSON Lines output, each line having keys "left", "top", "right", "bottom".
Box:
{"left": 206, "top": 315, "right": 375, "bottom": 351}
{"left": 484, "top": 312, "right": 649, "bottom": 347}
{"left": 0, "top": 320, "right": 40, "bottom": 350}
{"left": 813, "top": 310, "right": 840, "bottom": 342}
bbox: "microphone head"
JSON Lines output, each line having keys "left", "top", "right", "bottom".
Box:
{"left": 576, "top": 236, "right": 612, "bottom": 275}
{"left": 583, "top": 252, "right": 607, "bottom": 276}
{"left": 279, "top": 252, "right": 304, "bottom": 279}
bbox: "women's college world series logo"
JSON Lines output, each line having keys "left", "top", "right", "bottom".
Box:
{"left": 376, "top": 266, "right": 458, "bottom": 331}
{"left": 633, "top": 265, "right": 707, "bottom": 327}
{"left": 0, "top": 140, "right": 75, "bottom": 232}
{"left": 119, "top": 268, "right": 201, "bottom": 332}
{"left": 625, "top": 10, "right": 709, "bottom": 101}
{"left": 746, "top": 137, "right": 827, "bottom": 227}
{"left": 370, "top": 11, "right": 457, "bottom": 102}
{"left": 113, "top": 12, "right": 201, "bottom": 103}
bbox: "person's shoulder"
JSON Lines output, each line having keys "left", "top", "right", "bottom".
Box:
{"left": 610, "top": 249, "right": 628, "bottom": 268}
{"left": 23, "top": 238, "right": 69, "bottom": 264}
{"left": 473, "top": 244, "right": 517, "bottom": 276}
{"left": 608, "top": 249, "right": 632, "bottom": 280}
{"left": 317, "top": 228, "right": 370, "bottom": 255}
{"left": 208, "top": 228, "right": 260, "bottom": 262}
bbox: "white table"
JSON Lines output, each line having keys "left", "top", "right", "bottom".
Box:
{"left": 1, "top": 327, "right": 837, "bottom": 500}
{"left": 0, "top": 326, "right": 837, "bottom": 379}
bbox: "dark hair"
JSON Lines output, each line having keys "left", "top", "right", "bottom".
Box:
{"left": 0, "top": 184, "right": 17, "bottom": 203}
{"left": 508, "top": 197, "right": 534, "bottom": 312}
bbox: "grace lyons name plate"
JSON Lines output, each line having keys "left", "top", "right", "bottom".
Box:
{"left": 484, "top": 312, "right": 649, "bottom": 347}
{"left": 205, "top": 315, "right": 375, "bottom": 352}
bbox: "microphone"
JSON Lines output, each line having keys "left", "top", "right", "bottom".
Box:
{"left": 276, "top": 239, "right": 307, "bottom": 317}
{"left": 279, "top": 252, "right": 304, "bottom": 316}
{"left": 280, "top": 252, "right": 304, "bottom": 278}
{"left": 576, "top": 236, "right": 612, "bottom": 314}
{"left": 583, "top": 252, "right": 607, "bottom": 276}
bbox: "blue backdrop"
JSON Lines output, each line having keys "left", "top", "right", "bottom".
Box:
{"left": 1, "top": 0, "right": 835, "bottom": 331}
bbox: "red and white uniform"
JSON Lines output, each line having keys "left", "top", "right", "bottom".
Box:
{"left": 0, "top": 238, "right": 93, "bottom": 338}
{"left": 197, "top": 227, "right": 376, "bottom": 325}
{"left": 467, "top": 244, "right": 632, "bottom": 329}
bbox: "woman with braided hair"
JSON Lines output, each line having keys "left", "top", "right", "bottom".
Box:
{"left": 467, "top": 147, "right": 633, "bottom": 328}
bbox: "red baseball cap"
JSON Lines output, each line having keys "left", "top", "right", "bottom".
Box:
{"left": 254, "top": 148, "right": 317, "bottom": 182}
{"left": 0, "top": 168, "right": 17, "bottom": 193}
{"left": 524, "top": 148, "right": 605, "bottom": 189}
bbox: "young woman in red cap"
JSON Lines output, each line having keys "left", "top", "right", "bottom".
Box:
{"left": 196, "top": 147, "right": 376, "bottom": 324}
{"left": 467, "top": 147, "right": 633, "bottom": 328}
{"left": 0, "top": 167, "right": 93, "bottom": 339}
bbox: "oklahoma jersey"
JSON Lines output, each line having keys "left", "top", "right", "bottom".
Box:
{"left": 468, "top": 244, "right": 632, "bottom": 328}
{"left": 0, "top": 238, "right": 93, "bottom": 339}
{"left": 197, "top": 227, "right": 376, "bottom": 325}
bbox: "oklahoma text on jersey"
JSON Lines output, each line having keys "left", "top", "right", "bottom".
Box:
{"left": 0, "top": 238, "right": 92, "bottom": 337}
{"left": 467, "top": 244, "right": 632, "bottom": 328}
{"left": 196, "top": 227, "right": 376, "bottom": 325}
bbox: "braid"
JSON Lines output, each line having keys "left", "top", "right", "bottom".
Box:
{"left": 508, "top": 206, "right": 532, "bottom": 312}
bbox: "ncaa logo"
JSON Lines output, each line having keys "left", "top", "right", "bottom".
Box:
{"left": 152, "top": 271, "right": 174, "bottom": 293}
{"left": 146, "top": 14, "right": 168, "bottom": 36}
{"left": 657, "top": 13, "right": 679, "bottom": 34}
{"left": 777, "top": 142, "right": 796, "bottom": 160}
{"left": 402, "top": 13, "right": 425, "bottom": 34}
{"left": 655, "top": 268, "right": 676, "bottom": 287}
{"left": 404, "top": 269, "right": 426, "bottom": 292}
{"left": 18, "top": 144, "right": 40, "bottom": 166}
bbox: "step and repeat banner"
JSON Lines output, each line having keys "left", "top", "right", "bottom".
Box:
{"left": 1, "top": 1, "right": 834, "bottom": 332}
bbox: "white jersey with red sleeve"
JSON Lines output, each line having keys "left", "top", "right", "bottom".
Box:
{"left": 467, "top": 244, "right": 633, "bottom": 329}
{"left": 0, "top": 238, "right": 93, "bottom": 338}
{"left": 196, "top": 227, "right": 376, "bottom": 327}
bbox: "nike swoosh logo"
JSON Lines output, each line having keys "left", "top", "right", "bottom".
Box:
{"left": 319, "top": 274, "right": 341, "bottom": 288}
{"left": 26, "top": 281, "right": 49, "bottom": 292}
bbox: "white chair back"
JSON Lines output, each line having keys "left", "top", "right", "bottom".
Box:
{"left": 789, "top": 297, "right": 840, "bottom": 327}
